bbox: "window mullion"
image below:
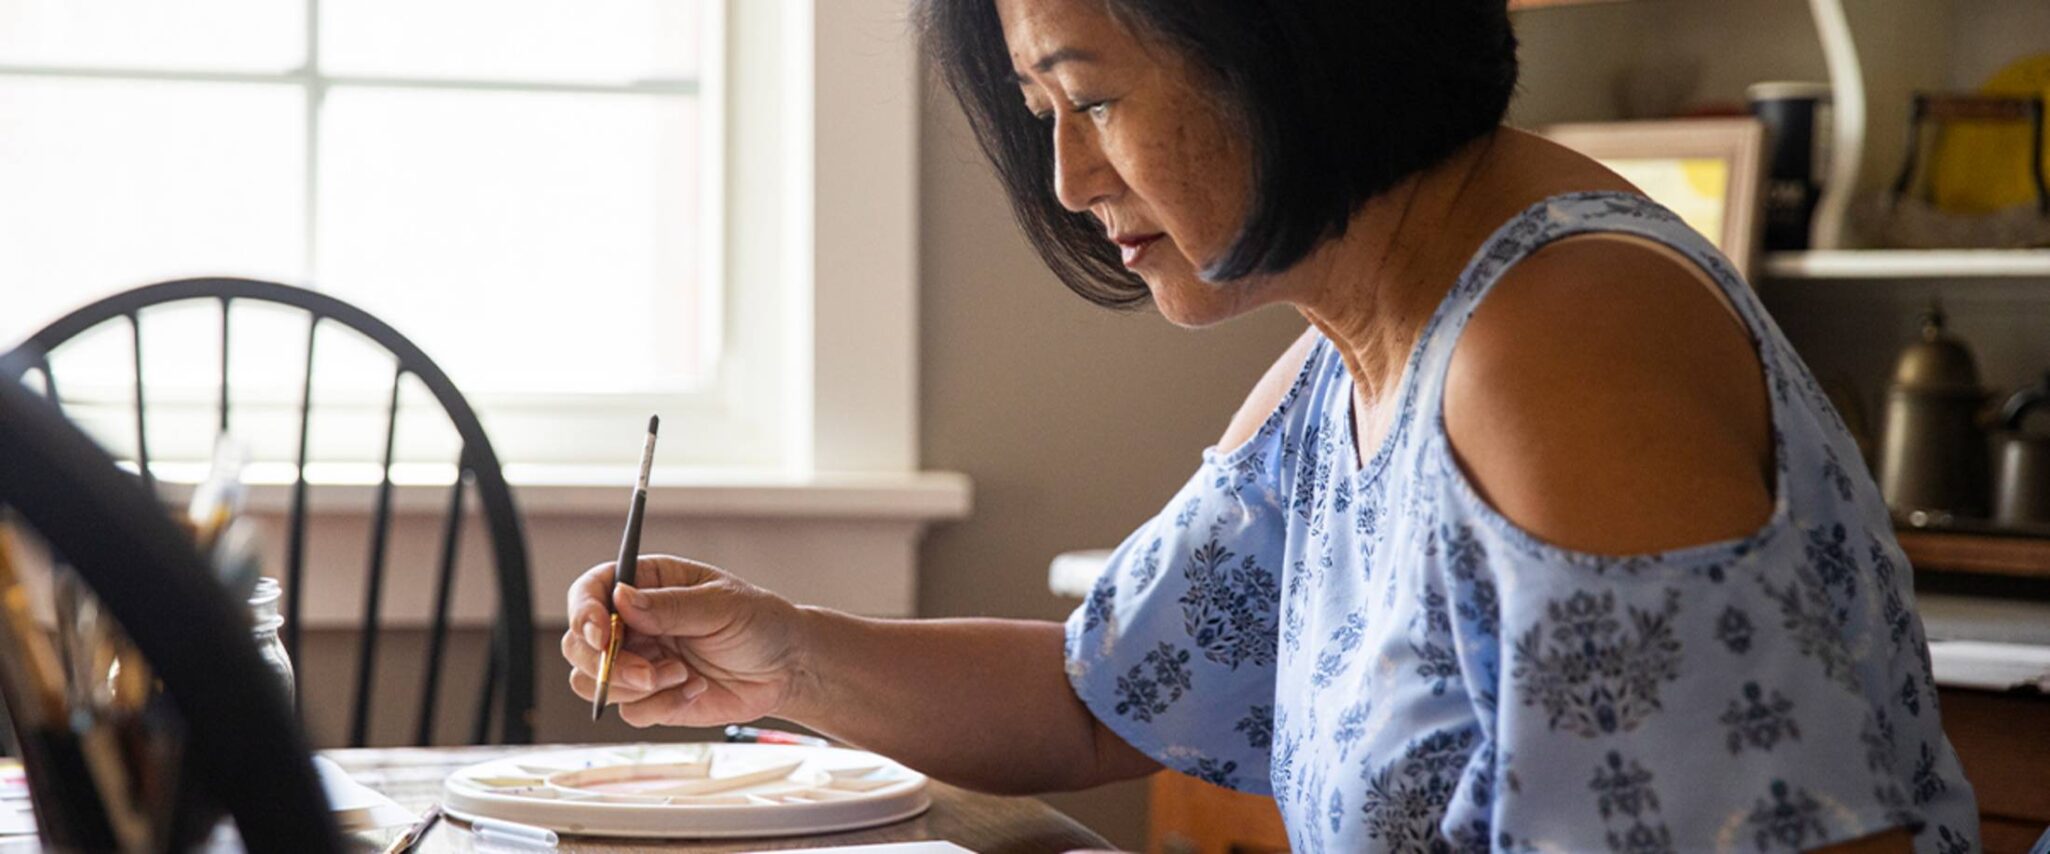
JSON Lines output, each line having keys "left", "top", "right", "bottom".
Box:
{"left": 304, "top": 0, "right": 321, "bottom": 284}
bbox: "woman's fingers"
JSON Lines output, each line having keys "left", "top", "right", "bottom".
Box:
{"left": 558, "top": 629, "right": 668, "bottom": 691}
{"left": 614, "top": 580, "right": 736, "bottom": 639}
{"left": 566, "top": 562, "right": 618, "bottom": 651}
{"left": 569, "top": 668, "right": 656, "bottom": 705}
{"left": 568, "top": 556, "right": 722, "bottom": 649}
{"left": 615, "top": 678, "right": 714, "bottom": 728}
{"left": 568, "top": 668, "right": 656, "bottom": 705}
{"left": 568, "top": 663, "right": 710, "bottom": 724}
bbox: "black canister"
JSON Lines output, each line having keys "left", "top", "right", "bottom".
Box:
{"left": 1747, "top": 81, "right": 1832, "bottom": 251}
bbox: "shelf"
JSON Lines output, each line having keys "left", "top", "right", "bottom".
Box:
{"left": 1508, "top": 0, "right": 1637, "bottom": 9}
{"left": 1898, "top": 527, "right": 2050, "bottom": 580}
{"left": 1764, "top": 249, "right": 2050, "bottom": 280}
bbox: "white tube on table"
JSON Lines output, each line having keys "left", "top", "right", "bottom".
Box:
{"left": 470, "top": 816, "right": 559, "bottom": 849}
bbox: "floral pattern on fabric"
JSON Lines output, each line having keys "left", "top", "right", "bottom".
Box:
{"left": 1063, "top": 192, "right": 1977, "bottom": 851}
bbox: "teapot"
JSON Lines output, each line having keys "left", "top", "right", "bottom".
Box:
{"left": 1878, "top": 303, "right": 1989, "bottom": 523}
{"left": 1993, "top": 373, "right": 2050, "bottom": 527}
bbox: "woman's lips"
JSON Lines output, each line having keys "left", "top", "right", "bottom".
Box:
{"left": 1114, "top": 233, "right": 1164, "bottom": 267}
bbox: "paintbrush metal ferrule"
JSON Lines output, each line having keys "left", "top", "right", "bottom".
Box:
{"left": 591, "top": 614, "right": 624, "bottom": 720}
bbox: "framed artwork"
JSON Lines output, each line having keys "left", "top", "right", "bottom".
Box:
{"left": 1539, "top": 118, "right": 1768, "bottom": 279}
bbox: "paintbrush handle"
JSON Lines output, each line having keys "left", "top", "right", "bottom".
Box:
{"left": 615, "top": 417, "right": 656, "bottom": 590}
{"left": 615, "top": 488, "right": 645, "bottom": 589}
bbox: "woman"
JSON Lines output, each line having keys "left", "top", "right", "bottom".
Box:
{"left": 561, "top": 0, "right": 1979, "bottom": 850}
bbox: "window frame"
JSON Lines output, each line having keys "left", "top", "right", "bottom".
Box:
{"left": 1, "top": 0, "right": 925, "bottom": 477}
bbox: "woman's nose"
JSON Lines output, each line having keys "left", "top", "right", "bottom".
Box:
{"left": 1051, "top": 116, "right": 1119, "bottom": 213}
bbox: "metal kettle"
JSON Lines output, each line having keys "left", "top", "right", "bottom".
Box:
{"left": 1993, "top": 373, "right": 2050, "bottom": 527}
{"left": 1879, "top": 303, "right": 1989, "bottom": 523}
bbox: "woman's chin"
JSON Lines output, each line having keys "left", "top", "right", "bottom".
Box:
{"left": 1146, "top": 276, "right": 1251, "bottom": 329}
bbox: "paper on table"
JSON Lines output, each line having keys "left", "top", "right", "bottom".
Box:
{"left": 0, "top": 760, "right": 32, "bottom": 836}
{"left": 0, "top": 756, "right": 420, "bottom": 838}
{"left": 0, "top": 803, "right": 34, "bottom": 836}
{"left": 314, "top": 755, "right": 423, "bottom": 831}
{"left": 736, "top": 843, "right": 975, "bottom": 854}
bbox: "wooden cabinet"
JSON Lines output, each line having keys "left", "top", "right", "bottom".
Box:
{"left": 1898, "top": 527, "right": 2050, "bottom": 581}
{"left": 1148, "top": 772, "right": 1286, "bottom": 854}
{"left": 1147, "top": 688, "right": 2050, "bottom": 853}
{"left": 1936, "top": 689, "right": 2050, "bottom": 853}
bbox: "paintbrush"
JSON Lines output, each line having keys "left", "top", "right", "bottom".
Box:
{"left": 593, "top": 415, "right": 658, "bottom": 721}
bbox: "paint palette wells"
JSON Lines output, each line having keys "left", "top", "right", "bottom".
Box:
{"left": 442, "top": 743, "right": 930, "bottom": 838}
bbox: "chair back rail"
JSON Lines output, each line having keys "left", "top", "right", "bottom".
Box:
{"left": 4, "top": 277, "right": 535, "bottom": 746}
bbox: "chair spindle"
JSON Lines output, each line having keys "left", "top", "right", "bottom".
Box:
{"left": 284, "top": 317, "right": 320, "bottom": 696}
{"left": 415, "top": 468, "right": 467, "bottom": 746}
{"left": 127, "top": 312, "right": 152, "bottom": 495}
{"left": 217, "top": 297, "right": 232, "bottom": 435}
{"left": 349, "top": 365, "right": 405, "bottom": 748}
{"left": 473, "top": 629, "right": 502, "bottom": 745}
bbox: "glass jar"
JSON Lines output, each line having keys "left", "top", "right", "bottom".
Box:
{"left": 247, "top": 577, "right": 295, "bottom": 707}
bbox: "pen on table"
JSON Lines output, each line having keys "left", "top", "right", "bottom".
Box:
{"left": 724, "top": 724, "right": 831, "bottom": 747}
{"left": 380, "top": 803, "right": 442, "bottom": 854}
{"left": 593, "top": 415, "right": 659, "bottom": 721}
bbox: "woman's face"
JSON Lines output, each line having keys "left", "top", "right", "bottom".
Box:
{"left": 996, "top": 0, "right": 1263, "bottom": 327}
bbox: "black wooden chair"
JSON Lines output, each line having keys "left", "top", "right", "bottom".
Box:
{"left": 2, "top": 277, "right": 534, "bottom": 746}
{"left": 0, "top": 370, "right": 341, "bottom": 851}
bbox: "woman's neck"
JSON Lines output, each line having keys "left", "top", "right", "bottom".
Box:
{"left": 1287, "top": 128, "right": 1555, "bottom": 404}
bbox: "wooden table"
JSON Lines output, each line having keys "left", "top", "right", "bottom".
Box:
{"left": 324, "top": 746, "right": 1109, "bottom": 853}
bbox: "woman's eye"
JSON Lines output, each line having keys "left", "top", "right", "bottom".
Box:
{"left": 1076, "top": 100, "right": 1111, "bottom": 121}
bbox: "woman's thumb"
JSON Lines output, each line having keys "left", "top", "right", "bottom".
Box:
{"left": 614, "top": 583, "right": 714, "bottom": 637}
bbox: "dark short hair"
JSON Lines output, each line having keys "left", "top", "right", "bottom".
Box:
{"left": 915, "top": 0, "right": 1519, "bottom": 308}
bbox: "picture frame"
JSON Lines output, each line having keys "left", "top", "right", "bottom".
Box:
{"left": 1538, "top": 118, "right": 1768, "bottom": 280}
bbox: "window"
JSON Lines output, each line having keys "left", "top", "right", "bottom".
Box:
{"left": 0, "top": 0, "right": 920, "bottom": 479}
{"left": 0, "top": 0, "right": 787, "bottom": 470}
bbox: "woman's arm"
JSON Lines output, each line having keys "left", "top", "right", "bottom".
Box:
{"left": 566, "top": 332, "right": 1316, "bottom": 797}
{"left": 784, "top": 612, "right": 1161, "bottom": 794}
{"left": 563, "top": 558, "right": 1160, "bottom": 795}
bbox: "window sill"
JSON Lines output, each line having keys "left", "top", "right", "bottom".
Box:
{"left": 164, "top": 469, "right": 973, "bottom": 629}
{"left": 171, "top": 466, "right": 971, "bottom": 523}
{"left": 503, "top": 467, "right": 972, "bottom": 521}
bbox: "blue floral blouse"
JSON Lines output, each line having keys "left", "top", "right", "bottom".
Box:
{"left": 1065, "top": 192, "right": 1979, "bottom": 852}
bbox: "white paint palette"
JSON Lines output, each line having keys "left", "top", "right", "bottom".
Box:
{"left": 442, "top": 744, "right": 931, "bottom": 838}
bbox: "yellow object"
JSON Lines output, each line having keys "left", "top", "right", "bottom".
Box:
{"left": 1931, "top": 54, "right": 2050, "bottom": 214}
{"left": 1601, "top": 157, "right": 1731, "bottom": 251}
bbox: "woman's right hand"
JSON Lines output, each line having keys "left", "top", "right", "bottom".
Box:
{"left": 562, "top": 555, "right": 811, "bottom": 728}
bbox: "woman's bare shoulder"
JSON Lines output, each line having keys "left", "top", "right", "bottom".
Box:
{"left": 1443, "top": 236, "right": 1774, "bottom": 555}
{"left": 1215, "top": 326, "right": 1321, "bottom": 453}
